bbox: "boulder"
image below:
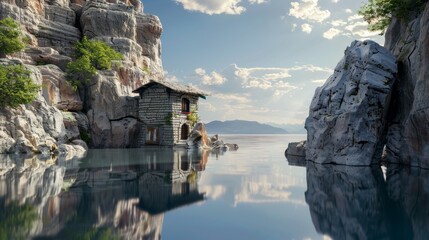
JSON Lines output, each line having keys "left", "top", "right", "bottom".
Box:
{"left": 187, "top": 123, "right": 211, "bottom": 149}
{"left": 285, "top": 141, "right": 306, "bottom": 166}
{"left": 187, "top": 123, "right": 239, "bottom": 151}
{"left": 384, "top": 2, "right": 429, "bottom": 167}
{"left": 305, "top": 40, "right": 397, "bottom": 165}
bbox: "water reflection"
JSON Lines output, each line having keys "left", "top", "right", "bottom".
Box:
{"left": 0, "top": 148, "right": 208, "bottom": 240}
{"left": 305, "top": 162, "right": 429, "bottom": 240}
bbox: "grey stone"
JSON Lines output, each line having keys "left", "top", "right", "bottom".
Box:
{"left": 305, "top": 40, "right": 397, "bottom": 165}
{"left": 384, "top": 2, "right": 429, "bottom": 167}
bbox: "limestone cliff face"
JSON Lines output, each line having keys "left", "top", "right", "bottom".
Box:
{"left": 384, "top": 0, "right": 429, "bottom": 167}
{"left": 0, "top": 0, "right": 164, "bottom": 151}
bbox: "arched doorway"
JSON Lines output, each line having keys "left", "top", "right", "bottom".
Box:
{"left": 181, "top": 124, "right": 189, "bottom": 140}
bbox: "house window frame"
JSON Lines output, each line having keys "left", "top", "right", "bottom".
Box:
{"left": 181, "top": 97, "right": 190, "bottom": 114}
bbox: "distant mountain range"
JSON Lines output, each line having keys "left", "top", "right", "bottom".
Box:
{"left": 266, "top": 123, "right": 306, "bottom": 134}
{"left": 205, "top": 120, "right": 290, "bottom": 134}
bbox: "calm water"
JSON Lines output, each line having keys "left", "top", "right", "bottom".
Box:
{"left": 0, "top": 134, "right": 428, "bottom": 239}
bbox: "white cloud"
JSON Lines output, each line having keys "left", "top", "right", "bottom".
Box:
{"left": 348, "top": 14, "right": 362, "bottom": 21}
{"left": 301, "top": 23, "right": 312, "bottom": 33}
{"left": 289, "top": 0, "right": 331, "bottom": 23}
{"left": 312, "top": 79, "right": 326, "bottom": 84}
{"left": 291, "top": 23, "right": 298, "bottom": 32}
{"left": 329, "top": 19, "right": 347, "bottom": 27}
{"left": 323, "top": 27, "right": 341, "bottom": 39}
{"left": 213, "top": 93, "right": 250, "bottom": 104}
{"left": 248, "top": 0, "right": 268, "bottom": 4}
{"left": 195, "top": 68, "right": 227, "bottom": 85}
{"left": 345, "top": 8, "right": 353, "bottom": 14}
{"left": 331, "top": 0, "right": 339, "bottom": 3}
{"left": 199, "top": 101, "right": 217, "bottom": 112}
{"left": 200, "top": 185, "right": 226, "bottom": 199}
{"left": 195, "top": 67, "right": 206, "bottom": 75}
{"left": 164, "top": 71, "right": 180, "bottom": 82}
{"left": 175, "top": 0, "right": 246, "bottom": 15}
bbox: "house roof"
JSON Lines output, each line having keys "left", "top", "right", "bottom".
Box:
{"left": 132, "top": 79, "right": 209, "bottom": 98}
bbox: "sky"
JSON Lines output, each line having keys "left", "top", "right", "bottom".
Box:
{"left": 143, "top": 0, "right": 383, "bottom": 125}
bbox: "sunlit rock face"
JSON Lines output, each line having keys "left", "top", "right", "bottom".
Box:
{"left": 305, "top": 40, "right": 397, "bottom": 165}
{"left": 0, "top": 0, "right": 164, "bottom": 149}
{"left": 0, "top": 60, "right": 70, "bottom": 154}
{"left": 384, "top": 1, "right": 429, "bottom": 167}
{"left": 305, "top": 162, "right": 391, "bottom": 239}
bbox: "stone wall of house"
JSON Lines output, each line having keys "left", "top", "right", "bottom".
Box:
{"left": 171, "top": 93, "right": 199, "bottom": 143}
{"left": 137, "top": 85, "right": 173, "bottom": 146}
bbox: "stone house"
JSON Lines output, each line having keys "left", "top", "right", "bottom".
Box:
{"left": 132, "top": 80, "right": 208, "bottom": 146}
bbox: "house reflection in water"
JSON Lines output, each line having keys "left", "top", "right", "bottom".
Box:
{"left": 0, "top": 148, "right": 208, "bottom": 240}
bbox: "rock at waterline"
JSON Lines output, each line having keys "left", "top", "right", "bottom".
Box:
{"left": 186, "top": 123, "right": 238, "bottom": 151}
{"left": 285, "top": 141, "right": 306, "bottom": 166}
{"left": 305, "top": 40, "right": 397, "bottom": 165}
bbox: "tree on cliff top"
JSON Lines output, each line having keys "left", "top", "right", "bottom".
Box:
{"left": 359, "top": 0, "right": 424, "bottom": 33}
{"left": 66, "top": 36, "right": 123, "bottom": 90}
{"left": 0, "top": 17, "right": 26, "bottom": 57}
{"left": 0, "top": 64, "right": 40, "bottom": 108}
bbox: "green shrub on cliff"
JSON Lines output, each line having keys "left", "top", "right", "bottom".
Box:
{"left": 0, "top": 17, "right": 27, "bottom": 57}
{"left": 0, "top": 64, "right": 40, "bottom": 108}
{"left": 359, "top": 0, "right": 424, "bottom": 33}
{"left": 66, "top": 36, "right": 123, "bottom": 89}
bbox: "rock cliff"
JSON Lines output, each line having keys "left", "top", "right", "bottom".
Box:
{"left": 384, "top": 0, "right": 429, "bottom": 167}
{"left": 305, "top": 40, "right": 397, "bottom": 165}
{"left": 301, "top": 1, "right": 429, "bottom": 167}
{"left": 0, "top": 0, "right": 164, "bottom": 152}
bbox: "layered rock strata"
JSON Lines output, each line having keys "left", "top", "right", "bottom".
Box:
{"left": 0, "top": 0, "right": 164, "bottom": 151}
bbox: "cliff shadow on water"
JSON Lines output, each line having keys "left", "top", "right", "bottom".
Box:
{"left": 305, "top": 161, "right": 429, "bottom": 240}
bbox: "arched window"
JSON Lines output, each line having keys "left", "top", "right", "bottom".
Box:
{"left": 182, "top": 98, "right": 190, "bottom": 113}
{"left": 181, "top": 124, "right": 189, "bottom": 140}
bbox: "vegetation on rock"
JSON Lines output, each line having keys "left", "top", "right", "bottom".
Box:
{"left": 359, "top": 0, "right": 424, "bottom": 33}
{"left": 187, "top": 110, "right": 199, "bottom": 127}
{"left": 66, "top": 36, "right": 123, "bottom": 90}
{"left": 0, "top": 17, "right": 27, "bottom": 57}
{"left": 0, "top": 64, "right": 40, "bottom": 108}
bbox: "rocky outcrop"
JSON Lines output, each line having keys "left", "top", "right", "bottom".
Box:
{"left": 384, "top": 1, "right": 429, "bottom": 167}
{"left": 285, "top": 141, "right": 306, "bottom": 166}
{"left": 0, "top": 0, "right": 165, "bottom": 149}
{"left": 187, "top": 123, "right": 239, "bottom": 151}
{"left": 305, "top": 40, "right": 397, "bottom": 165}
{"left": 0, "top": 59, "right": 70, "bottom": 154}
{"left": 38, "top": 64, "right": 83, "bottom": 111}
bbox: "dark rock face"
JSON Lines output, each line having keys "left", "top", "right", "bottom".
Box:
{"left": 305, "top": 162, "right": 429, "bottom": 239}
{"left": 306, "top": 162, "right": 390, "bottom": 239}
{"left": 384, "top": 2, "right": 429, "bottom": 167}
{"left": 305, "top": 40, "right": 397, "bottom": 165}
{"left": 386, "top": 165, "right": 429, "bottom": 239}
{"left": 285, "top": 141, "right": 306, "bottom": 166}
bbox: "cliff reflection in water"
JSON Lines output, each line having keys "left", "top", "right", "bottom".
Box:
{"left": 0, "top": 148, "right": 208, "bottom": 240}
{"left": 305, "top": 161, "right": 429, "bottom": 239}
